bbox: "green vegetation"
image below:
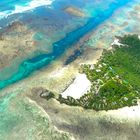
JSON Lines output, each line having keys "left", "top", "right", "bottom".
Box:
{"left": 100, "top": 34, "right": 140, "bottom": 90}
{"left": 58, "top": 34, "right": 140, "bottom": 111}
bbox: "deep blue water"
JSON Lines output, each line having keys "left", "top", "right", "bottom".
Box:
{"left": 0, "top": 0, "right": 132, "bottom": 89}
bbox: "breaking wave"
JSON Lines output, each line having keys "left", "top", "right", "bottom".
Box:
{"left": 0, "top": 0, "right": 54, "bottom": 19}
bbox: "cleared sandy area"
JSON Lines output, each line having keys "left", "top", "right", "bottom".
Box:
{"left": 61, "top": 73, "right": 91, "bottom": 99}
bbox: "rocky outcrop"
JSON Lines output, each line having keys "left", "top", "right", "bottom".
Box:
{"left": 31, "top": 87, "right": 55, "bottom": 100}
{"left": 64, "top": 6, "right": 85, "bottom": 17}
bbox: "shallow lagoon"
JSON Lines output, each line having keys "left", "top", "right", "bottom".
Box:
{"left": 0, "top": 0, "right": 133, "bottom": 89}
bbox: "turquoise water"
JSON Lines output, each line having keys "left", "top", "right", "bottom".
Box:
{"left": 0, "top": 91, "right": 70, "bottom": 140}
{"left": 0, "top": 0, "right": 133, "bottom": 89}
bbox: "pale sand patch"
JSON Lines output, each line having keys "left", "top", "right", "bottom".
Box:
{"left": 50, "top": 67, "right": 68, "bottom": 78}
{"left": 107, "top": 105, "right": 140, "bottom": 120}
{"left": 61, "top": 73, "right": 91, "bottom": 99}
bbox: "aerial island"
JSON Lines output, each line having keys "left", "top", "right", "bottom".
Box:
{"left": 1, "top": 0, "right": 140, "bottom": 140}
{"left": 41, "top": 34, "right": 140, "bottom": 111}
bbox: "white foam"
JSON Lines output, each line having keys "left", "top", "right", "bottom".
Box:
{"left": 0, "top": 0, "right": 54, "bottom": 19}
{"left": 0, "top": 10, "right": 11, "bottom": 19}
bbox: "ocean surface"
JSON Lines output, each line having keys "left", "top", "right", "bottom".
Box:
{"left": 0, "top": 0, "right": 139, "bottom": 139}
{"left": 0, "top": 0, "right": 135, "bottom": 89}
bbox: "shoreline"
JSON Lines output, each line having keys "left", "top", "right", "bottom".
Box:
{"left": 59, "top": 37, "right": 119, "bottom": 100}
{"left": 28, "top": 92, "right": 140, "bottom": 140}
